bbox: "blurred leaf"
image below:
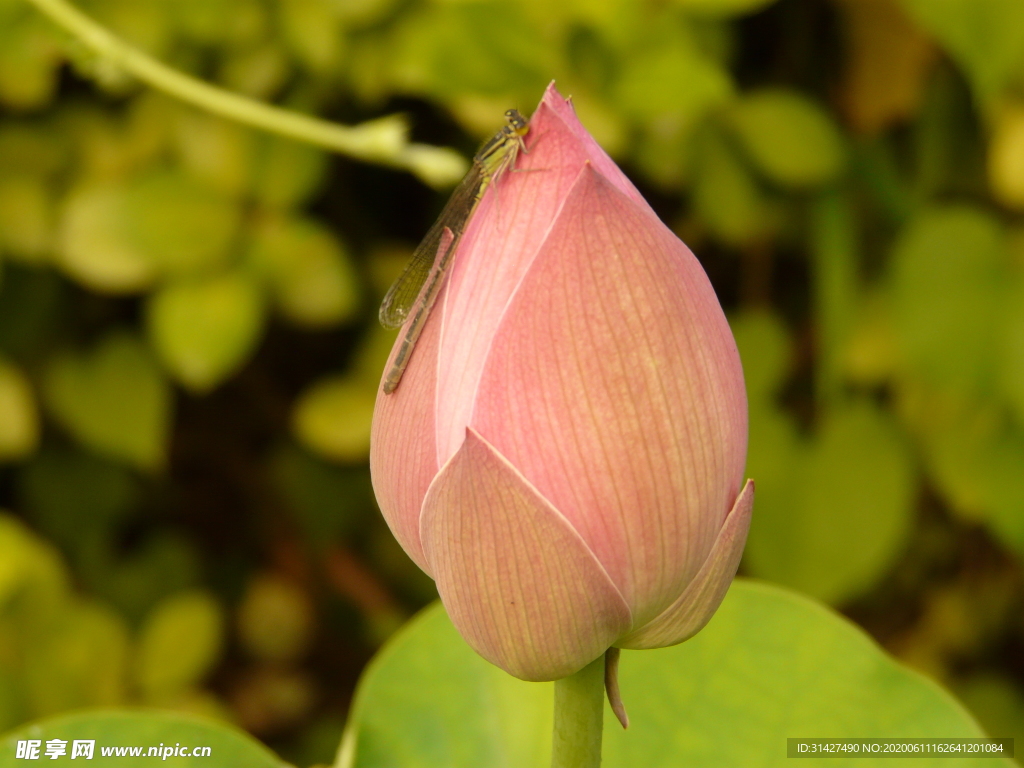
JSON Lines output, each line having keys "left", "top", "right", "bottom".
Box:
{"left": 333, "top": 0, "right": 401, "bottom": 26}
{"left": 342, "top": 601, "right": 551, "bottom": 768}
{"left": 0, "top": 666, "right": 27, "bottom": 735}
{"left": 291, "top": 714, "right": 346, "bottom": 768}
{"left": 272, "top": 443, "right": 374, "bottom": 546}
{"left": 631, "top": 122, "right": 691, "bottom": 189}
{"left": 834, "top": 0, "right": 936, "bottom": 135}
{"left": 889, "top": 205, "right": 1005, "bottom": 393}
{"left": 731, "top": 309, "right": 792, "bottom": 402}
{"left": 0, "top": 264, "right": 64, "bottom": 359}
{"left": 0, "top": 709, "right": 286, "bottom": 767}
{"left": 852, "top": 135, "right": 914, "bottom": 224}
{"left": 735, "top": 316, "right": 915, "bottom": 605}
{"left": 0, "top": 122, "right": 66, "bottom": 177}
{"left": 345, "top": 30, "right": 394, "bottom": 105}
{"left": 0, "top": 358, "right": 39, "bottom": 461}
{"left": 899, "top": 0, "right": 1024, "bottom": 99}
{"left": 343, "top": 582, "right": 1005, "bottom": 768}
{"left": 843, "top": 289, "right": 901, "bottom": 386}
{"left": 153, "top": 688, "right": 235, "bottom": 724}
{"left": 280, "top": 0, "right": 346, "bottom": 75}
{"left": 606, "top": 582, "right": 995, "bottom": 766}
{"left": 136, "top": 590, "right": 224, "bottom": 702}
{"left": 745, "top": 402, "right": 915, "bottom": 604}
{"left": 292, "top": 375, "right": 376, "bottom": 463}
{"left": 912, "top": 66, "right": 984, "bottom": 203}
{"left": 57, "top": 182, "right": 157, "bottom": 293}
{"left": 146, "top": 271, "right": 266, "bottom": 393}
{"left": 810, "top": 191, "right": 859, "bottom": 403}
{"left": 718, "top": 313, "right": 785, "bottom": 516}
{"left": 988, "top": 103, "right": 1024, "bottom": 210}
{"left": 1002, "top": 269, "right": 1024, "bottom": 425}
{"left": 60, "top": 99, "right": 173, "bottom": 183}
{"left": 251, "top": 134, "right": 328, "bottom": 209}
{"left": 670, "top": 0, "right": 778, "bottom": 16}
{"left": 89, "top": 533, "right": 202, "bottom": 623}
{"left": 0, "top": 514, "right": 69, "bottom": 636}
{"left": 512, "top": 0, "right": 634, "bottom": 38}
{"left": 19, "top": 447, "right": 138, "bottom": 551}
{"left": 230, "top": 667, "right": 317, "bottom": 735}
{"left": 247, "top": 215, "right": 359, "bottom": 328}
{"left": 956, "top": 674, "right": 1024, "bottom": 754}
{"left": 731, "top": 312, "right": 800, "bottom": 557}
{"left": 0, "top": 12, "right": 62, "bottom": 111}
{"left": 977, "top": 432, "right": 1024, "bottom": 560}
{"left": 23, "top": 601, "right": 129, "bottom": 716}
{"left": 907, "top": 387, "right": 1024, "bottom": 558}
{"left": 171, "top": 0, "right": 259, "bottom": 46}
{"left": 43, "top": 331, "right": 172, "bottom": 471}
{"left": 390, "top": 3, "right": 552, "bottom": 102}
{"left": 174, "top": 111, "right": 256, "bottom": 197}
{"left": 727, "top": 88, "right": 847, "bottom": 188}
{"left": 904, "top": 387, "right": 996, "bottom": 520}
{"left": 237, "top": 574, "right": 314, "bottom": 664}
{"left": 80, "top": 0, "right": 172, "bottom": 56}
{"left": 565, "top": 23, "right": 616, "bottom": 94}
{"left": 124, "top": 169, "right": 241, "bottom": 277}
{"left": 613, "top": 21, "right": 733, "bottom": 136}
{"left": 218, "top": 42, "right": 291, "bottom": 100}
{"left": 0, "top": 173, "right": 52, "bottom": 262}
{"left": 690, "top": 126, "right": 781, "bottom": 246}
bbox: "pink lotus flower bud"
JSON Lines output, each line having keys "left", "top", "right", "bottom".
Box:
{"left": 371, "top": 83, "right": 753, "bottom": 682}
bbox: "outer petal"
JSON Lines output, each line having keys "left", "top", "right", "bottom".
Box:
{"left": 471, "top": 165, "right": 748, "bottom": 626}
{"left": 420, "top": 427, "right": 632, "bottom": 681}
{"left": 618, "top": 479, "right": 754, "bottom": 649}
{"left": 435, "top": 86, "right": 651, "bottom": 466}
{"left": 369, "top": 283, "right": 448, "bottom": 574}
{"left": 539, "top": 83, "right": 650, "bottom": 210}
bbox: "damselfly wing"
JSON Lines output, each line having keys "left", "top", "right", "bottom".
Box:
{"left": 379, "top": 109, "right": 529, "bottom": 394}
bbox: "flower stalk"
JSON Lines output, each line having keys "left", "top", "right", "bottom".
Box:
{"left": 551, "top": 655, "right": 605, "bottom": 768}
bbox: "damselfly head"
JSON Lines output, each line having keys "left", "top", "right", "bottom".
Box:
{"left": 504, "top": 109, "right": 529, "bottom": 138}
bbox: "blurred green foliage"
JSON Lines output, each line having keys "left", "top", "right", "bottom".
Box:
{"left": 2, "top": 0, "right": 1024, "bottom": 762}
{"left": 346, "top": 582, "right": 1009, "bottom": 768}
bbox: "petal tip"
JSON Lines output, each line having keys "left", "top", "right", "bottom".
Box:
{"left": 617, "top": 480, "right": 754, "bottom": 650}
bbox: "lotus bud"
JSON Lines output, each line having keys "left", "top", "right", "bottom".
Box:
{"left": 371, "top": 83, "right": 753, "bottom": 682}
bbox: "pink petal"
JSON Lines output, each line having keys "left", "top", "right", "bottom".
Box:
{"left": 470, "top": 164, "right": 748, "bottom": 626}
{"left": 420, "top": 427, "right": 632, "bottom": 681}
{"left": 539, "top": 82, "right": 650, "bottom": 209}
{"left": 435, "top": 86, "right": 654, "bottom": 466}
{"left": 618, "top": 479, "right": 754, "bottom": 649}
{"left": 369, "top": 288, "right": 448, "bottom": 574}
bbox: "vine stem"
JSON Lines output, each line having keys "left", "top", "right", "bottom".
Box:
{"left": 22, "top": 0, "right": 467, "bottom": 185}
{"left": 551, "top": 655, "right": 605, "bottom": 768}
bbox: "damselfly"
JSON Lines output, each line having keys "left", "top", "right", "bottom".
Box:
{"left": 379, "top": 109, "right": 530, "bottom": 394}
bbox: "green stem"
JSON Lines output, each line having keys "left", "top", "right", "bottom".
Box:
{"left": 551, "top": 656, "right": 605, "bottom": 768}
{"left": 22, "top": 0, "right": 467, "bottom": 186}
